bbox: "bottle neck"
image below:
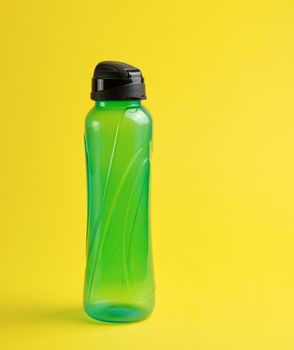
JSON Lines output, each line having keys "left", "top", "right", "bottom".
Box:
{"left": 95, "top": 100, "right": 141, "bottom": 109}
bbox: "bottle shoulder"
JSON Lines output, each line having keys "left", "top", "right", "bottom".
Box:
{"left": 85, "top": 104, "right": 152, "bottom": 130}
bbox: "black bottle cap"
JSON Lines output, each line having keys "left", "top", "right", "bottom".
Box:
{"left": 91, "top": 61, "right": 146, "bottom": 101}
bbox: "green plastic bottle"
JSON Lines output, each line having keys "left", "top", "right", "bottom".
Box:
{"left": 83, "top": 61, "right": 155, "bottom": 323}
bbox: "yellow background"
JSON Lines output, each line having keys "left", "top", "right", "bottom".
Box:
{"left": 1, "top": 0, "right": 294, "bottom": 348}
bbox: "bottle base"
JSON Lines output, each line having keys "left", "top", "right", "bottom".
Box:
{"left": 84, "top": 301, "right": 153, "bottom": 323}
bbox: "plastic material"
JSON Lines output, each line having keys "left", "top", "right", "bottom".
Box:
{"left": 91, "top": 61, "right": 146, "bottom": 101}
{"left": 83, "top": 95, "right": 155, "bottom": 323}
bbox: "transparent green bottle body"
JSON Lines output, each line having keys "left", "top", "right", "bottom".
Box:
{"left": 83, "top": 100, "right": 155, "bottom": 323}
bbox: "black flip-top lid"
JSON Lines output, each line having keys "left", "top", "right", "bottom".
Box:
{"left": 91, "top": 61, "right": 146, "bottom": 101}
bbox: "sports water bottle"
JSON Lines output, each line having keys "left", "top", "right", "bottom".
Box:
{"left": 83, "top": 61, "right": 155, "bottom": 323}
